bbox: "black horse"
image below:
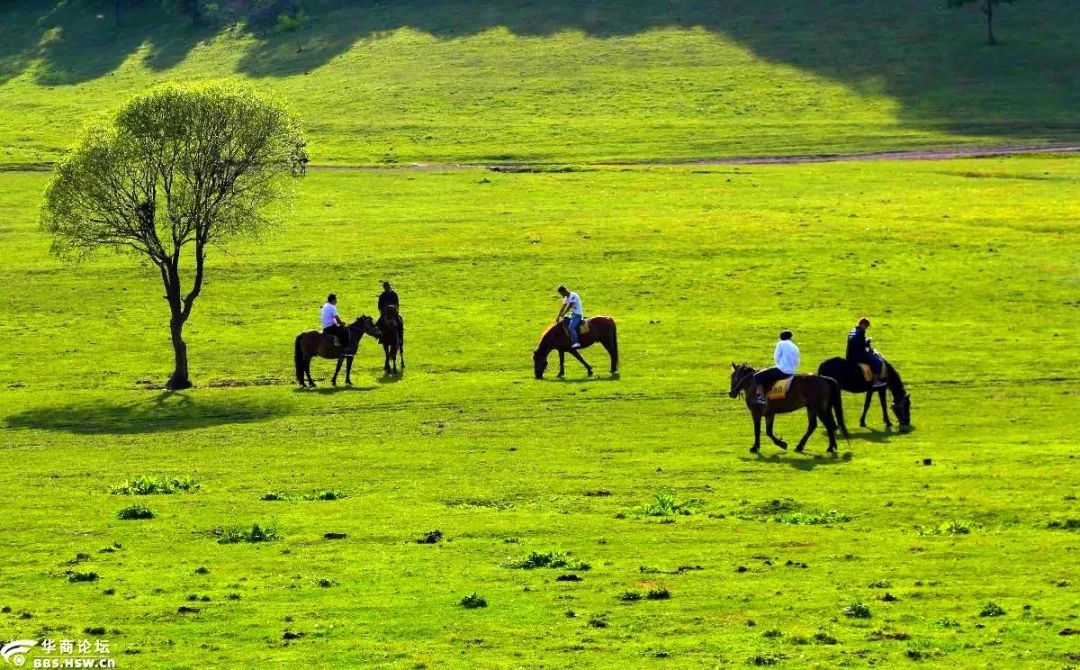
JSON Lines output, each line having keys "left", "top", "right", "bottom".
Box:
{"left": 817, "top": 357, "right": 911, "bottom": 429}
{"left": 377, "top": 305, "right": 405, "bottom": 375}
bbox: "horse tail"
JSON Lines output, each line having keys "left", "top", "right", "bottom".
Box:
{"left": 294, "top": 334, "right": 305, "bottom": 384}
{"left": 825, "top": 376, "right": 849, "bottom": 439}
{"left": 609, "top": 319, "right": 619, "bottom": 372}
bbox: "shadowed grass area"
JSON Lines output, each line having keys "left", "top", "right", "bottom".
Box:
{"left": 4, "top": 392, "right": 290, "bottom": 434}
{"left": 0, "top": 0, "right": 1077, "bottom": 165}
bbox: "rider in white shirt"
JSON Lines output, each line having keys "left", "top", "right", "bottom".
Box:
{"left": 554, "top": 285, "right": 584, "bottom": 348}
{"left": 751, "top": 330, "right": 800, "bottom": 405}
{"left": 321, "top": 293, "right": 350, "bottom": 349}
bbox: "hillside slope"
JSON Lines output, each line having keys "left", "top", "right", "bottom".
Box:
{"left": 1, "top": 0, "right": 1078, "bottom": 165}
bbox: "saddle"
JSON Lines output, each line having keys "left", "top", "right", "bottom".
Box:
{"left": 561, "top": 316, "right": 590, "bottom": 336}
{"left": 858, "top": 353, "right": 887, "bottom": 383}
{"left": 766, "top": 376, "right": 794, "bottom": 401}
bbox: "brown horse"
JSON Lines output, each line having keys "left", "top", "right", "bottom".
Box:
{"left": 294, "top": 316, "right": 381, "bottom": 388}
{"left": 377, "top": 305, "right": 405, "bottom": 376}
{"left": 534, "top": 316, "right": 618, "bottom": 379}
{"left": 728, "top": 363, "right": 848, "bottom": 454}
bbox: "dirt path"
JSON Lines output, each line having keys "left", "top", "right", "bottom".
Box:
{"left": 6, "top": 144, "right": 1079, "bottom": 174}
{"left": 309, "top": 143, "right": 1080, "bottom": 171}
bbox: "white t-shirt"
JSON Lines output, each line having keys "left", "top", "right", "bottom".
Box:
{"left": 320, "top": 302, "right": 339, "bottom": 328}
{"left": 564, "top": 292, "right": 583, "bottom": 316}
{"left": 774, "top": 339, "right": 800, "bottom": 375}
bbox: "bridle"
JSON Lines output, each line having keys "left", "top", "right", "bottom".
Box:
{"left": 731, "top": 366, "right": 756, "bottom": 396}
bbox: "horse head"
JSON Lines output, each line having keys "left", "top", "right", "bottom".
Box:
{"left": 729, "top": 362, "right": 755, "bottom": 398}
{"left": 892, "top": 393, "right": 912, "bottom": 428}
{"left": 533, "top": 348, "right": 548, "bottom": 379}
{"left": 353, "top": 315, "right": 382, "bottom": 340}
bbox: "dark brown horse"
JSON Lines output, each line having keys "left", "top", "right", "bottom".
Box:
{"left": 817, "top": 357, "right": 911, "bottom": 430}
{"left": 377, "top": 305, "right": 405, "bottom": 376}
{"left": 294, "top": 316, "right": 381, "bottom": 388}
{"left": 728, "top": 363, "right": 848, "bottom": 454}
{"left": 534, "top": 316, "right": 618, "bottom": 379}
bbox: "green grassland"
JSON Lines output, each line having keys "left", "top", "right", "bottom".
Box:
{"left": 1, "top": 156, "right": 1078, "bottom": 668}
{"left": 2, "top": 0, "right": 1079, "bottom": 166}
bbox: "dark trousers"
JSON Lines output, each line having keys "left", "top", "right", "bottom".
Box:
{"left": 851, "top": 354, "right": 883, "bottom": 375}
{"left": 324, "top": 324, "right": 350, "bottom": 348}
{"left": 753, "top": 367, "right": 791, "bottom": 387}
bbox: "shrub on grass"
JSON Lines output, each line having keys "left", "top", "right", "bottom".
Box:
{"left": 459, "top": 593, "right": 487, "bottom": 609}
{"left": 842, "top": 600, "right": 872, "bottom": 618}
{"left": 67, "top": 571, "right": 99, "bottom": 583}
{"left": 619, "top": 591, "right": 642, "bottom": 602}
{"left": 629, "top": 492, "right": 701, "bottom": 517}
{"left": 772, "top": 510, "right": 852, "bottom": 525}
{"left": 305, "top": 489, "right": 348, "bottom": 501}
{"left": 214, "top": 523, "right": 280, "bottom": 544}
{"left": 117, "top": 504, "right": 155, "bottom": 520}
{"left": 916, "top": 519, "right": 976, "bottom": 536}
{"left": 646, "top": 587, "right": 672, "bottom": 600}
{"left": 110, "top": 475, "right": 199, "bottom": 495}
{"left": 980, "top": 602, "right": 1006, "bottom": 617}
{"left": 506, "top": 550, "right": 591, "bottom": 571}
{"left": 1046, "top": 518, "right": 1080, "bottom": 530}
{"left": 260, "top": 492, "right": 289, "bottom": 501}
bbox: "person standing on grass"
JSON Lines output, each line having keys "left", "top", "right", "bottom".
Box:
{"left": 750, "top": 330, "right": 800, "bottom": 405}
{"left": 321, "top": 293, "right": 350, "bottom": 350}
{"left": 554, "top": 285, "right": 584, "bottom": 348}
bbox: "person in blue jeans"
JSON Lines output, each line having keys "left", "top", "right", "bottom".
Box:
{"left": 555, "top": 285, "right": 584, "bottom": 348}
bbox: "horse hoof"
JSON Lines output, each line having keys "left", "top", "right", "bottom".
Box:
{"left": 859, "top": 421, "right": 867, "bottom": 428}
{"left": 777, "top": 441, "right": 788, "bottom": 450}
{"left": 794, "top": 446, "right": 805, "bottom": 453}
{"left": 749, "top": 446, "right": 760, "bottom": 454}
{"left": 587, "top": 370, "right": 594, "bottom": 377}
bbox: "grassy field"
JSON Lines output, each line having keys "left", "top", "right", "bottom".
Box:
{"left": 0, "top": 156, "right": 1078, "bottom": 668}
{"left": 1, "top": 0, "right": 1079, "bottom": 166}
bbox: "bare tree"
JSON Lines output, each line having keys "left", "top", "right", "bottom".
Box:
{"left": 948, "top": 0, "right": 1018, "bottom": 45}
{"left": 41, "top": 82, "right": 308, "bottom": 389}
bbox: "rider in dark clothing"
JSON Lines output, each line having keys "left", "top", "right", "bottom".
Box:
{"left": 378, "top": 281, "right": 402, "bottom": 332}
{"left": 378, "top": 281, "right": 399, "bottom": 316}
{"left": 847, "top": 317, "right": 886, "bottom": 388}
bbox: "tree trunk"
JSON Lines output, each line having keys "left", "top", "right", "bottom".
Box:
{"left": 986, "top": 1, "right": 996, "bottom": 45}
{"left": 167, "top": 315, "right": 193, "bottom": 390}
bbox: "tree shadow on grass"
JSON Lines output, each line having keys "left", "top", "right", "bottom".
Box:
{"left": 4, "top": 392, "right": 289, "bottom": 435}
{"left": 2, "top": 0, "right": 1076, "bottom": 143}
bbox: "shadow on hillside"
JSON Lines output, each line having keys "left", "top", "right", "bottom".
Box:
{"left": 4, "top": 392, "right": 288, "bottom": 434}
{"left": 2, "top": 0, "right": 1077, "bottom": 141}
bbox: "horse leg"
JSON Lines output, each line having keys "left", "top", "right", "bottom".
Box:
{"left": 392, "top": 345, "right": 398, "bottom": 375}
{"left": 860, "top": 391, "right": 873, "bottom": 427}
{"left": 305, "top": 355, "right": 316, "bottom": 387}
{"left": 795, "top": 408, "right": 817, "bottom": 452}
{"left": 398, "top": 333, "right": 405, "bottom": 370}
{"left": 765, "top": 412, "right": 787, "bottom": 450}
{"left": 332, "top": 357, "right": 343, "bottom": 386}
{"left": 879, "top": 388, "right": 892, "bottom": 428}
{"left": 600, "top": 336, "right": 617, "bottom": 374}
{"left": 345, "top": 356, "right": 354, "bottom": 386}
{"left": 557, "top": 350, "right": 566, "bottom": 378}
{"left": 568, "top": 348, "right": 593, "bottom": 377}
{"left": 750, "top": 409, "right": 762, "bottom": 453}
{"left": 817, "top": 402, "right": 839, "bottom": 454}
{"left": 383, "top": 345, "right": 391, "bottom": 375}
